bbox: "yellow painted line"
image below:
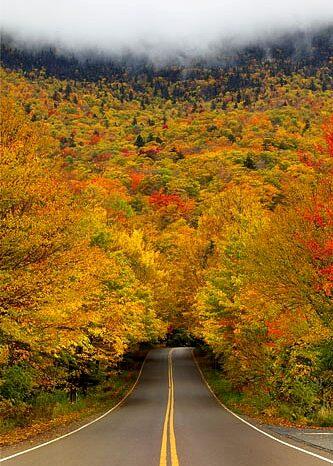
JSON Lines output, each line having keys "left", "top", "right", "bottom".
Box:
{"left": 159, "top": 349, "right": 180, "bottom": 466}
{"left": 169, "top": 350, "right": 180, "bottom": 466}
{"left": 159, "top": 351, "right": 172, "bottom": 466}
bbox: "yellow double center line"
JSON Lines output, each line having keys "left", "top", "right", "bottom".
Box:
{"left": 159, "top": 349, "right": 180, "bottom": 466}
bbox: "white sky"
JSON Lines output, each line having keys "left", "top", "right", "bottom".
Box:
{"left": 1, "top": 0, "right": 333, "bottom": 56}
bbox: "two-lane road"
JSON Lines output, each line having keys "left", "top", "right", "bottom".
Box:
{"left": 1, "top": 348, "right": 332, "bottom": 465}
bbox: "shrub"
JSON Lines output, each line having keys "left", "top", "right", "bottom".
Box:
{"left": 0, "top": 365, "right": 36, "bottom": 403}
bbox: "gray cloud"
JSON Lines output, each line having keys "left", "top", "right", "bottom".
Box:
{"left": 1, "top": 0, "right": 333, "bottom": 58}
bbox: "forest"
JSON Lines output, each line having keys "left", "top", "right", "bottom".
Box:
{"left": 0, "top": 29, "right": 333, "bottom": 440}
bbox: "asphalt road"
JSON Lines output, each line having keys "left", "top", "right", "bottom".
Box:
{"left": 1, "top": 348, "right": 332, "bottom": 466}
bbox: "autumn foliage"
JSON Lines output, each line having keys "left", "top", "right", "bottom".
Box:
{"left": 0, "top": 59, "right": 332, "bottom": 430}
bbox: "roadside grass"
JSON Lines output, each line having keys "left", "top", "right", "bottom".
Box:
{"left": 313, "top": 407, "right": 333, "bottom": 427}
{"left": 195, "top": 351, "right": 333, "bottom": 429}
{"left": 0, "top": 366, "right": 140, "bottom": 447}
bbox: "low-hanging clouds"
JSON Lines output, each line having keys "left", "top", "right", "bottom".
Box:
{"left": 1, "top": 0, "right": 333, "bottom": 58}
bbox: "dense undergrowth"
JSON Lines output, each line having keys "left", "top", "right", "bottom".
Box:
{"left": 196, "top": 350, "right": 333, "bottom": 427}
{"left": 0, "top": 352, "right": 145, "bottom": 446}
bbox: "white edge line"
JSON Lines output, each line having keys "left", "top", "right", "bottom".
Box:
{"left": 0, "top": 353, "right": 149, "bottom": 463}
{"left": 191, "top": 350, "right": 333, "bottom": 465}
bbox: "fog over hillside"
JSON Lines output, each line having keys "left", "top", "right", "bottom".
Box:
{"left": 1, "top": 0, "right": 333, "bottom": 60}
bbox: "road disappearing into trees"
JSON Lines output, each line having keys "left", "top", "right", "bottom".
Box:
{"left": 1, "top": 348, "right": 332, "bottom": 466}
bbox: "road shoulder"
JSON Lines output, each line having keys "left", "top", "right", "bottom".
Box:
{"left": 1, "top": 352, "right": 148, "bottom": 461}
{"left": 192, "top": 349, "right": 333, "bottom": 460}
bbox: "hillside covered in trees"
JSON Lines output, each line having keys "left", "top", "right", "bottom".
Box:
{"left": 1, "top": 28, "right": 333, "bottom": 437}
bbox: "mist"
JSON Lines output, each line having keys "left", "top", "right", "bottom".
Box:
{"left": 1, "top": 0, "right": 333, "bottom": 60}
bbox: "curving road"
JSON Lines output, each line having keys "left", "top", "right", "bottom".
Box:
{"left": 1, "top": 348, "right": 332, "bottom": 466}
